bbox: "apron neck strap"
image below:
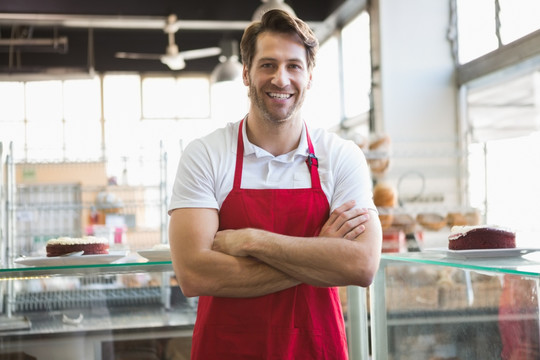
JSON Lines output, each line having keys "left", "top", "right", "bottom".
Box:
{"left": 234, "top": 119, "right": 322, "bottom": 190}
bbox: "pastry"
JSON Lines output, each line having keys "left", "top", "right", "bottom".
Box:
{"left": 416, "top": 213, "right": 446, "bottom": 231}
{"left": 46, "top": 236, "right": 109, "bottom": 257}
{"left": 448, "top": 225, "right": 516, "bottom": 250}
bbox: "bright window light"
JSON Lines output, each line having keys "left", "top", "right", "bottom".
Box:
{"left": 64, "top": 78, "right": 102, "bottom": 159}
{"left": 499, "top": 0, "right": 540, "bottom": 44}
{"left": 0, "top": 82, "right": 25, "bottom": 156}
{"left": 103, "top": 74, "right": 141, "bottom": 120}
{"left": 342, "top": 11, "right": 372, "bottom": 118}
{"left": 0, "top": 82, "right": 25, "bottom": 121}
{"left": 456, "top": 0, "right": 498, "bottom": 63}
{"left": 177, "top": 77, "right": 211, "bottom": 118}
{"left": 304, "top": 35, "right": 341, "bottom": 129}
{"left": 142, "top": 77, "right": 177, "bottom": 119}
{"left": 26, "top": 81, "right": 63, "bottom": 122}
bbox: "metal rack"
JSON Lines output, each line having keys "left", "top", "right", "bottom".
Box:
{"left": 1, "top": 142, "right": 171, "bottom": 329}
{"left": 13, "top": 286, "right": 163, "bottom": 312}
{"left": 2, "top": 143, "right": 168, "bottom": 258}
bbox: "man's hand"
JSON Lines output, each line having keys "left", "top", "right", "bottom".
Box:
{"left": 212, "top": 228, "right": 254, "bottom": 257}
{"left": 319, "top": 200, "right": 369, "bottom": 240}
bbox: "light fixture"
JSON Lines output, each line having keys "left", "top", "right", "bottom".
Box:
{"left": 211, "top": 39, "right": 243, "bottom": 83}
{"left": 252, "top": 0, "right": 296, "bottom": 21}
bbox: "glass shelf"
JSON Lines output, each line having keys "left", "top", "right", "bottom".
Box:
{"left": 381, "top": 250, "right": 540, "bottom": 277}
{"left": 0, "top": 261, "right": 173, "bottom": 279}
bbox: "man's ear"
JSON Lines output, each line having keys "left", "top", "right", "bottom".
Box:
{"left": 243, "top": 65, "right": 250, "bottom": 86}
{"left": 307, "top": 73, "right": 313, "bottom": 89}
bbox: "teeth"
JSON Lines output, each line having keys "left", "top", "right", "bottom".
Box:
{"left": 268, "top": 92, "right": 292, "bottom": 99}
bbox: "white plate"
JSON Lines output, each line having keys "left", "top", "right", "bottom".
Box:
{"left": 14, "top": 252, "right": 127, "bottom": 267}
{"left": 424, "top": 248, "right": 540, "bottom": 259}
{"left": 137, "top": 250, "right": 171, "bottom": 262}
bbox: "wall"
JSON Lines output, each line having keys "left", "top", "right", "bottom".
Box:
{"left": 376, "top": 0, "right": 463, "bottom": 245}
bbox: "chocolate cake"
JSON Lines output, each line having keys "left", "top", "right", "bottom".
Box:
{"left": 448, "top": 225, "right": 516, "bottom": 250}
{"left": 46, "top": 236, "right": 109, "bottom": 257}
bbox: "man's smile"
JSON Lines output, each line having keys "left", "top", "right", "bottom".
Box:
{"left": 267, "top": 92, "right": 293, "bottom": 99}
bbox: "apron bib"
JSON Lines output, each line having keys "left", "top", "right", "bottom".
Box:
{"left": 191, "top": 120, "right": 348, "bottom": 359}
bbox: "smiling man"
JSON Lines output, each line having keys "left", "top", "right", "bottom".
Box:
{"left": 168, "top": 9, "right": 382, "bottom": 359}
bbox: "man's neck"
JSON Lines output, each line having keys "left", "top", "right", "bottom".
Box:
{"left": 245, "top": 114, "right": 303, "bottom": 156}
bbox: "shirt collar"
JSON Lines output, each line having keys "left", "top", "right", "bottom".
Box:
{"left": 242, "top": 118, "right": 310, "bottom": 160}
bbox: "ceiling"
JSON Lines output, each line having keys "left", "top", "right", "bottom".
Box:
{"left": 0, "top": 0, "right": 362, "bottom": 76}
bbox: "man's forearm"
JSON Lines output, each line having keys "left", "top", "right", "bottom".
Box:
{"left": 240, "top": 228, "right": 379, "bottom": 287}
{"left": 177, "top": 249, "right": 300, "bottom": 298}
{"left": 212, "top": 206, "right": 381, "bottom": 288}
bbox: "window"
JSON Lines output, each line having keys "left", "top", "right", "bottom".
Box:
{"left": 456, "top": 0, "right": 498, "bottom": 63}
{"left": 0, "top": 82, "right": 25, "bottom": 156}
{"left": 341, "top": 11, "right": 372, "bottom": 119}
{"left": 177, "top": 77, "right": 210, "bottom": 118}
{"left": 457, "top": 0, "right": 540, "bottom": 63}
{"left": 468, "top": 133, "right": 540, "bottom": 246}
{"left": 142, "top": 77, "right": 177, "bottom": 119}
{"left": 499, "top": 0, "right": 540, "bottom": 44}
{"left": 459, "top": 0, "right": 540, "bottom": 243}
{"left": 64, "top": 78, "right": 102, "bottom": 159}
{"left": 25, "top": 81, "right": 63, "bottom": 159}
{"left": 304, "top": 35, "right": 341, "bottom": 129}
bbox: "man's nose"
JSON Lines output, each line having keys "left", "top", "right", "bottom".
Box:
{"left": 271, "top": 66, "right": 290, "bottom": 87}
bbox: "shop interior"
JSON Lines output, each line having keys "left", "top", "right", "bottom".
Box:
{"left": 1, "top": 0, "right": 540, "bottom": 359}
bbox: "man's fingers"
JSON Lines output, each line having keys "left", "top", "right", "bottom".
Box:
{"left": 338, "top": 212, "right": 369, "bottom": 237}
{"left": 344, "top": 224, "right": 366, "bottom": 240}
{"left": 334, "top": 207, "right": 369, "bottom": 232}
{"left": 320, "top": 201, "right": 370, "bottom": 239}
{"left": 327, "top": 200, "right": 356, "bottom": 223}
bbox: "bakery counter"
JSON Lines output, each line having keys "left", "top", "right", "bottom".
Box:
{"left": 0, "top": 261, "right": 196, "bottom": 360}
{"left": 369, "top": 252, "right": 540, "bottom": 360}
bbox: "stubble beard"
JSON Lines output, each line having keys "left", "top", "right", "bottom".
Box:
{"left": 248, "top": 82, "right": 305, "bottom": 126}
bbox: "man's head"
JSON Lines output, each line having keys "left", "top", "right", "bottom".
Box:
{"left": 240, "top": 9, "right": 319, "bottom": 73}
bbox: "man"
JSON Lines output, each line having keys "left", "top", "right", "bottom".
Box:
{"left": 168, "top": 9, "right": 382, "bottom": 359}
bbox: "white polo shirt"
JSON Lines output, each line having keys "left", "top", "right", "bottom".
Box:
{"left": 168, "top": 119, "right": 375, "bottom": 214}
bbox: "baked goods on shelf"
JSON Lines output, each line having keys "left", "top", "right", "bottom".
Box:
{"left": 447, "top": 209, "right": 481, "bottom": 227}
{"left": 448, "top": 225, "right": 516, "bottom": 250}
{"left": 416, "top": 213, "right": 447, "bottom": 231}
{"left": 373, "top": 182, "right": 397, "bottom": 207}
{"left": 373, "top": 182, "right": 397, "bottom": 230}
{"left": 391, "top": 213, "right": 417, "bottom": 234}
{"left": 446, "top": 212, "right": 468, "bottom": 227}
{"left": 367, "top": 134, "right": 391, "bottom": 175}
{"left": 46, "top": 236, "right": 109, "bottom": 257}
{"left": 464, "top": 210, "right": 481, "bottom": 226}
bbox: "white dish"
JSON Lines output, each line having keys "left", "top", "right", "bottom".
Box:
{"left": 137, "top": 250, "right": 171, "bottom": 262}
{"left": 424, "top": 248, "right": 540, "bottom": 259}
{"left": 14, "top": 252, "right": 127, "bottom": 267}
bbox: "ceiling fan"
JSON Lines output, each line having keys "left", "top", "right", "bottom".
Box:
{"left": 115, "top": 14, "right": 221, "bottom": 70}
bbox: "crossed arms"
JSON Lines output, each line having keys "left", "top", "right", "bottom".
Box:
{"left": 169, "top": 200, "right": 382, "bottom": 298}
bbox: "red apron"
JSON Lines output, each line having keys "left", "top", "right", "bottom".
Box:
{"left": 190, "top": 120, "right": 349, "bottom": 359}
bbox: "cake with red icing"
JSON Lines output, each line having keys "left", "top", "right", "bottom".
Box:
{"left": 46, "top": 236, "right": 109, "bottom": 257}
{"left": 448, "top": 225, "right": 516, "bottom": 250}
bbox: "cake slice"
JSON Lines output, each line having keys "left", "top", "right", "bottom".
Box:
{"left": 46, "top": 236, "right": 109, "bottom": 257}
{"left": 448, "top": 225, "right": 516, "bottom": 250}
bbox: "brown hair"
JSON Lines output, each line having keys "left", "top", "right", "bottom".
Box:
{"left": 240, "top": 9, "right": 319, "bottom": 72}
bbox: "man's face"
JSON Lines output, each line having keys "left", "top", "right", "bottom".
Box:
{"left": 243, "top": 31, "right": 312, "bottom": 124}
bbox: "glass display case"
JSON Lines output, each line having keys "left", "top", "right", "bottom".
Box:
{"left": 0, "top": 261, "right": 195, "bottom": 360}
{"left": 370, "top": 252, "right": 540, "bottom": 360}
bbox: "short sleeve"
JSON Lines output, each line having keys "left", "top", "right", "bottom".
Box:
{"left": 168, "top": 139, "right": 219, "bottom": 213}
